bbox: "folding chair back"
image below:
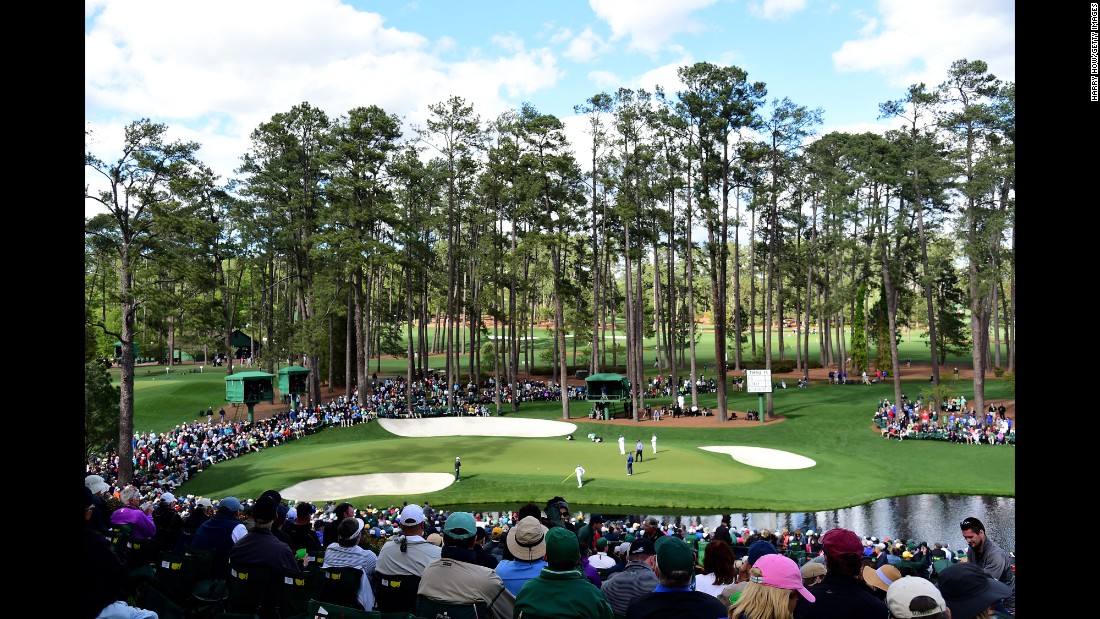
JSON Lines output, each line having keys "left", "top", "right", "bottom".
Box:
{"left": 317, "top": 566, "right": 365, "bottom": 610}
{"left": 225, "top": 564, "right": 277, "bottom": 618}
{"left": 373, "top": 572, "right": 421, "bottom": 614}
{"left": 279, "top": 567, "right": 320, "bottom": 618}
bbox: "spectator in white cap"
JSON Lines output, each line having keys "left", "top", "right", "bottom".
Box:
{"left": 885, "top": 576, "right": 948, "bottom": 619}
{"left": 84, "top": 474, "right": 113, "bottom": 534}
{"left": 183, "top": 497, "right": 214, "bottom": 531}
{"left": 153, "top": 491, "right": 184, "bottom": 553}
{"left": 374, "top": 503, "right": 441, "bottom": 614}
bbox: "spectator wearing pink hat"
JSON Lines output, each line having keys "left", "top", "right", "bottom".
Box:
{"left": 793, "top": 527, "right": 887, "bottom": 619}
{"left": 729, "top": 553, "right": 815, "bottom": 618}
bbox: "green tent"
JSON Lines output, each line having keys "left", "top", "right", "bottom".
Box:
{"left": 585, "top": 373, "right": 630, "bottom": 401}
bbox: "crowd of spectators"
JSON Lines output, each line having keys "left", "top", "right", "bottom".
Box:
{"left": 872, "top": 397, "right": 1016, "bottom": 445}
{"left": 85, "top": 482, "right": 1015, "bottom": 618}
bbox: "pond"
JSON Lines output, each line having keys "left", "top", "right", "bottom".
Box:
{"left": 461, "top": 494, "right": 1015, "bottom": 553}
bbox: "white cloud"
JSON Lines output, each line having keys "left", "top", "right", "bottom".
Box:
{"left": 832, "top": 0, "right": 1015, "bottom": 89}
{"left": 563, "top": 26, "right": 611, "bottom": 63}
{"left": 748, "top": 0, "right": 808, "bottom": 21}
{"left": 588, "top": 69, "right": 622, "bottom": 90}
{"left": 589, "top": 0, "right": 719, "bottom": 55}
{"left": 84, "top": 0, "right": 564, "bottom": 190}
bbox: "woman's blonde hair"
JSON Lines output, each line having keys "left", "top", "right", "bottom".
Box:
{"left": 728, "top": 566, "right": 797, "bottom": 619}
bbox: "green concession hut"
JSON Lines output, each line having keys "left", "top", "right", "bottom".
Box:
{"left": 225, "top": 371, "right": 275, "bottom": 423}
{"left": 584, "top": 372, "right": 630, "bottom": 419}
{"left": 277, "top": 365, "right": 310, "bottom": 410}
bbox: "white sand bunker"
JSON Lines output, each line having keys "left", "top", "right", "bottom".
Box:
{"left": 378, "top": 416, "right": 576, "bottom": 438}
{"left": 281, "top": 472, "right": 456, "bottom": 502}
{"left": 700, "top": 446, "right": 816, "bottom": 470}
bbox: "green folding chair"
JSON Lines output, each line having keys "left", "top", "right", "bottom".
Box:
{"left": 279, "top": 567, "right": 320, "bottom": 619}
{"left": 317, "top": 566, "right": 365, "bottom": 610}
{"left": 225, "top": 564, "right": 275, "bottom": 618}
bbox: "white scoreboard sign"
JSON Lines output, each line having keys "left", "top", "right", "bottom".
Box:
{"left": 746, "top": 369, "right": 772, "bottom": 393}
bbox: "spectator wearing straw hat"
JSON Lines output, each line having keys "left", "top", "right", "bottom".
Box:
{"left": 863, "top": 564, "right": 903, "bottom": 602}
{"left": 495, "top": 516, "right": 548, "bottom": 596}
{"left": 513, "top": 526, "right": 614, "bottom": 619}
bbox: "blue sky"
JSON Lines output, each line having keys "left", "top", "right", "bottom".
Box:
{"left": 85, "top": 0, "right": 1014, "bottom": 208}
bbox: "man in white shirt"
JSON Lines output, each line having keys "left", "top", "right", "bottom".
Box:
{"left": 575, "top": 465, "right": 586, "bottom": 488}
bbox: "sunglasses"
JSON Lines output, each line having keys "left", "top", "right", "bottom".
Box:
{"left": 959, "top": 518, "right": 980, "bottom": 529}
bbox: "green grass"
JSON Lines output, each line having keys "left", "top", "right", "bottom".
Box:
{"left": 112, "top": 334, "right": 1014, "bottom": 512}
{"left": 156, "top": 377, "right": 1013, "bottom": 513}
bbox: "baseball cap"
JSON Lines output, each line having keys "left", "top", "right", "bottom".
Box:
{"left": 937, "top": 562, "right": 1013, "bottom": 619}
{"left": 296, "top": 502, "right": 316, "bottom": 516}
{"left": 589, "top": 514, "right": 605, "bottom": 524}
{"left": 629, "top": 537, "right": 656, "bottom": 556}
{"left": 747, "top": 540, "right": 778, "bottom": 566}
{"left": 800, "top": 562, "right": 826, "bottom": 579}
{"left": 821, "top": 527, "right": 863, "bottom": 558}
{"left": 399, "top": 504, "right": 426, "bottom": 526}
{"left": 160, "top": 492, "right": 176, "bottom": 504}
{"left": 443, "top": 511, "right": 477, "bottom": 540}
{"left": 545, "top": 527, "right": 581, "bottom": 564}
{"left": 506, "top": 516, "right": 547, "bottom": 561}
{"left": 85, "top": 474, "right": 110, "bottom": 495}
{"left": 655, "top": 535, "right": 695, "bottom": 574}
{"left": 753, "top": 554, "right": 816, "bottom": 602}
{"left": 886, "top": 576, "right": 948, "bottom": 618}
{"left": 195, "top": 497, "right": 213, "bottom": 509}
{"left": 218, "top": 496, "right": 242, "bottom": 513}
{"left": 596, "top": 537, "right": 609, "bottom": 550}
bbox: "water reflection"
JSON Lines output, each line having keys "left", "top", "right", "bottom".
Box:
{"left": 468, "top": 494, "right": 1015, "bottom": 553}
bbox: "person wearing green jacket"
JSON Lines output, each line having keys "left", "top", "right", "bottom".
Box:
{"left": 513, "top": 527, "right": 614, "bottom": 619}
